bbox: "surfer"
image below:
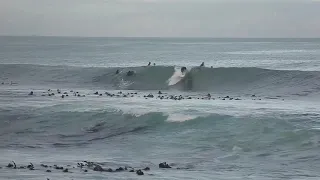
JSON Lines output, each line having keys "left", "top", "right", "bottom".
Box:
{"left": 147, "top": 62, "right": 151, "bottom": 66}
{"left": 181, "top": 67, "right": 187, "bottom": 73}
{"left": 200, "top": 62, "right": 204, "bottom": 67}
{"left": 115, "top": 69, "right": 119, "bottom": 74}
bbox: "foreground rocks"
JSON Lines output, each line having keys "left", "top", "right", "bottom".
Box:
{"left": 2, "top": 160, "right": 187, "bottom": 179}
{"left": 25, "top": 89, "right": 282, "bottom": 102}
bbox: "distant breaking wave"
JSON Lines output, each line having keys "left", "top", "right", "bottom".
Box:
{"left": 1, "top": 63, "right": 320, "bottom": 96}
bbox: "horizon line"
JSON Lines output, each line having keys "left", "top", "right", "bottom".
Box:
{"left": 1, "top": 35, "right": 320, "bottom": 39}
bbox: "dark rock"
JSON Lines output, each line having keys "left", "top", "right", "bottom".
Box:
{"left": 28, "top": 91, "right": 34, "bottom": 95}
{"left": 143, "top": 167, "right": 150, "bottom": 171}
{"left": 12, "top": 161, "right": 16, "bottom": 169}
{"left": 84, "top": 169, "right": 88, "bottom": 172}
{"left": 99, "top": 94, "right": 102, "bottom": 96}
{"left": 116, "top": 167, "right": 124, "bottom": 171}
{"left": 251, "top": 94, "right": 256, "bottom": 97}
{"left": 129, "top": 169, "right": 134, "bottom": 172}
{"left": 46, "top": 170, "right": 51, "bottom": 172}
{"left": 54, "top": 165, "right": 63, "bottom": 170}
{"left": 136, "top": 169, "right": 144, "bottom": 175}
{"left": 147, "top": 94, "right": 154, "bottom": 98}
{"left": 19, "top": 166, "right": 25, "bottom": 169}
{"left": 63, "top": 168, "right": 68, "bottom": 173}
{"left": 61, "top": 95, "right": 65, "bottom": 98}
{"left": 93, "top": 165, "right": 103, "bottom": 172}
{"left": 27, "top": 163, "right": 34, "bottom": 169}
{"left": 94, "top": 92, "right": 99, "bottom": 95}
{"left": 159, "top": 162, "right": 171, "bottom": 168}
{"left": 106, "top": 168, "right": 113, "bottom": 172}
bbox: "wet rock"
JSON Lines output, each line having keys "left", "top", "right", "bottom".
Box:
{"left": 159, "top": 162, "right": 171, "bottom": 168}
{"left": 116, "top": 167, "right": 124, "bottom": 171}
{"left": 235, "top": 98, "right": 241, "bottom": 100}
{"left": 129, "top": 169, "right": 135, "bottom": 172}
{"left": 93, "top": 165, "right": 103, "bottom": 172}
{"left": 63, "top": 92, "right": 68, "bottom": 95}
{"left": 94, "top": 92, "right": 99, "bottom": 95}
{"left": 54, "top": 165, "right": 63, "bottom": 170}
{"left": 106, "top": 168, "right": 113, "bottom": 172}
{"left": 77, "top": 163, "right": 84, "bottom": 168}
{"left": 28, "top": 91, "right": 34, "bottom": 95}
{"left": 143, "top": 167, "right": 150, "bottom": 171}
{"left": 136, "top": 169, "right": 144, "bottom": 175}
{"left": 84, "top": 169, "right": 88, "bottom": 172}
{"left": 27, "top": 163, "right": 34, "bottom": 169}
{"left": 46, "top": 170, "right": 51, "bottom": 172}
{"left": 61, "top": 95, "right": 65, "bottom": 98}
{"left": 19, "top": 166, "right": 25, "bottom": 169}
{"left": 63, "top": 168, "right": 69, "bottom": 173}
{"left": 99, "top": 94, "right": 102, "bottom": 96}
{"left": 7, "top": 162, "right": 13, "bottom": 168}
{"left": 146, "top": 94, "right": 154, "bottom": 98}
{"left": 251, "top": 94, "right": 256, "bottom": 97}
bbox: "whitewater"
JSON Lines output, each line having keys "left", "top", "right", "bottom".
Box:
{"left": 1, "top": 36, "right": 320, "bottom": 180}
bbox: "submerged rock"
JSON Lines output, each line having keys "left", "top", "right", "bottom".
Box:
{"left": 136, "top": 169, "right": 144, "bottom": 175}
{"left": 93, "top": 165, "right": 103, "bottom": 172}
{"left": 159, "top": 162, "right": 171, "bottom": 168}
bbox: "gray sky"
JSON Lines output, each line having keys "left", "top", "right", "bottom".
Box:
{"left": 1, "top": 0, "right": 320, "bottom": 37}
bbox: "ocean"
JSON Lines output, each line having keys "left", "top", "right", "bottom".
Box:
{"left": 1, "top": 36, "right": 320, "bottom": 180}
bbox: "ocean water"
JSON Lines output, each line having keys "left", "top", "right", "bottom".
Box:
{"left": 1, "top": 36, "right": 320, "bottom": 180}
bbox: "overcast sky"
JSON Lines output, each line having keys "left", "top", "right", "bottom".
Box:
{"left": 1, "top": 0, "right": 320, "bottom": 37}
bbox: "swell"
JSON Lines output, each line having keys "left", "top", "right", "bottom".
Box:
{"left": 1, "top": 63, "right": 320, "bottom": 96}
{"left": 1, "top": 108, "right": 319, "bottom": 155}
